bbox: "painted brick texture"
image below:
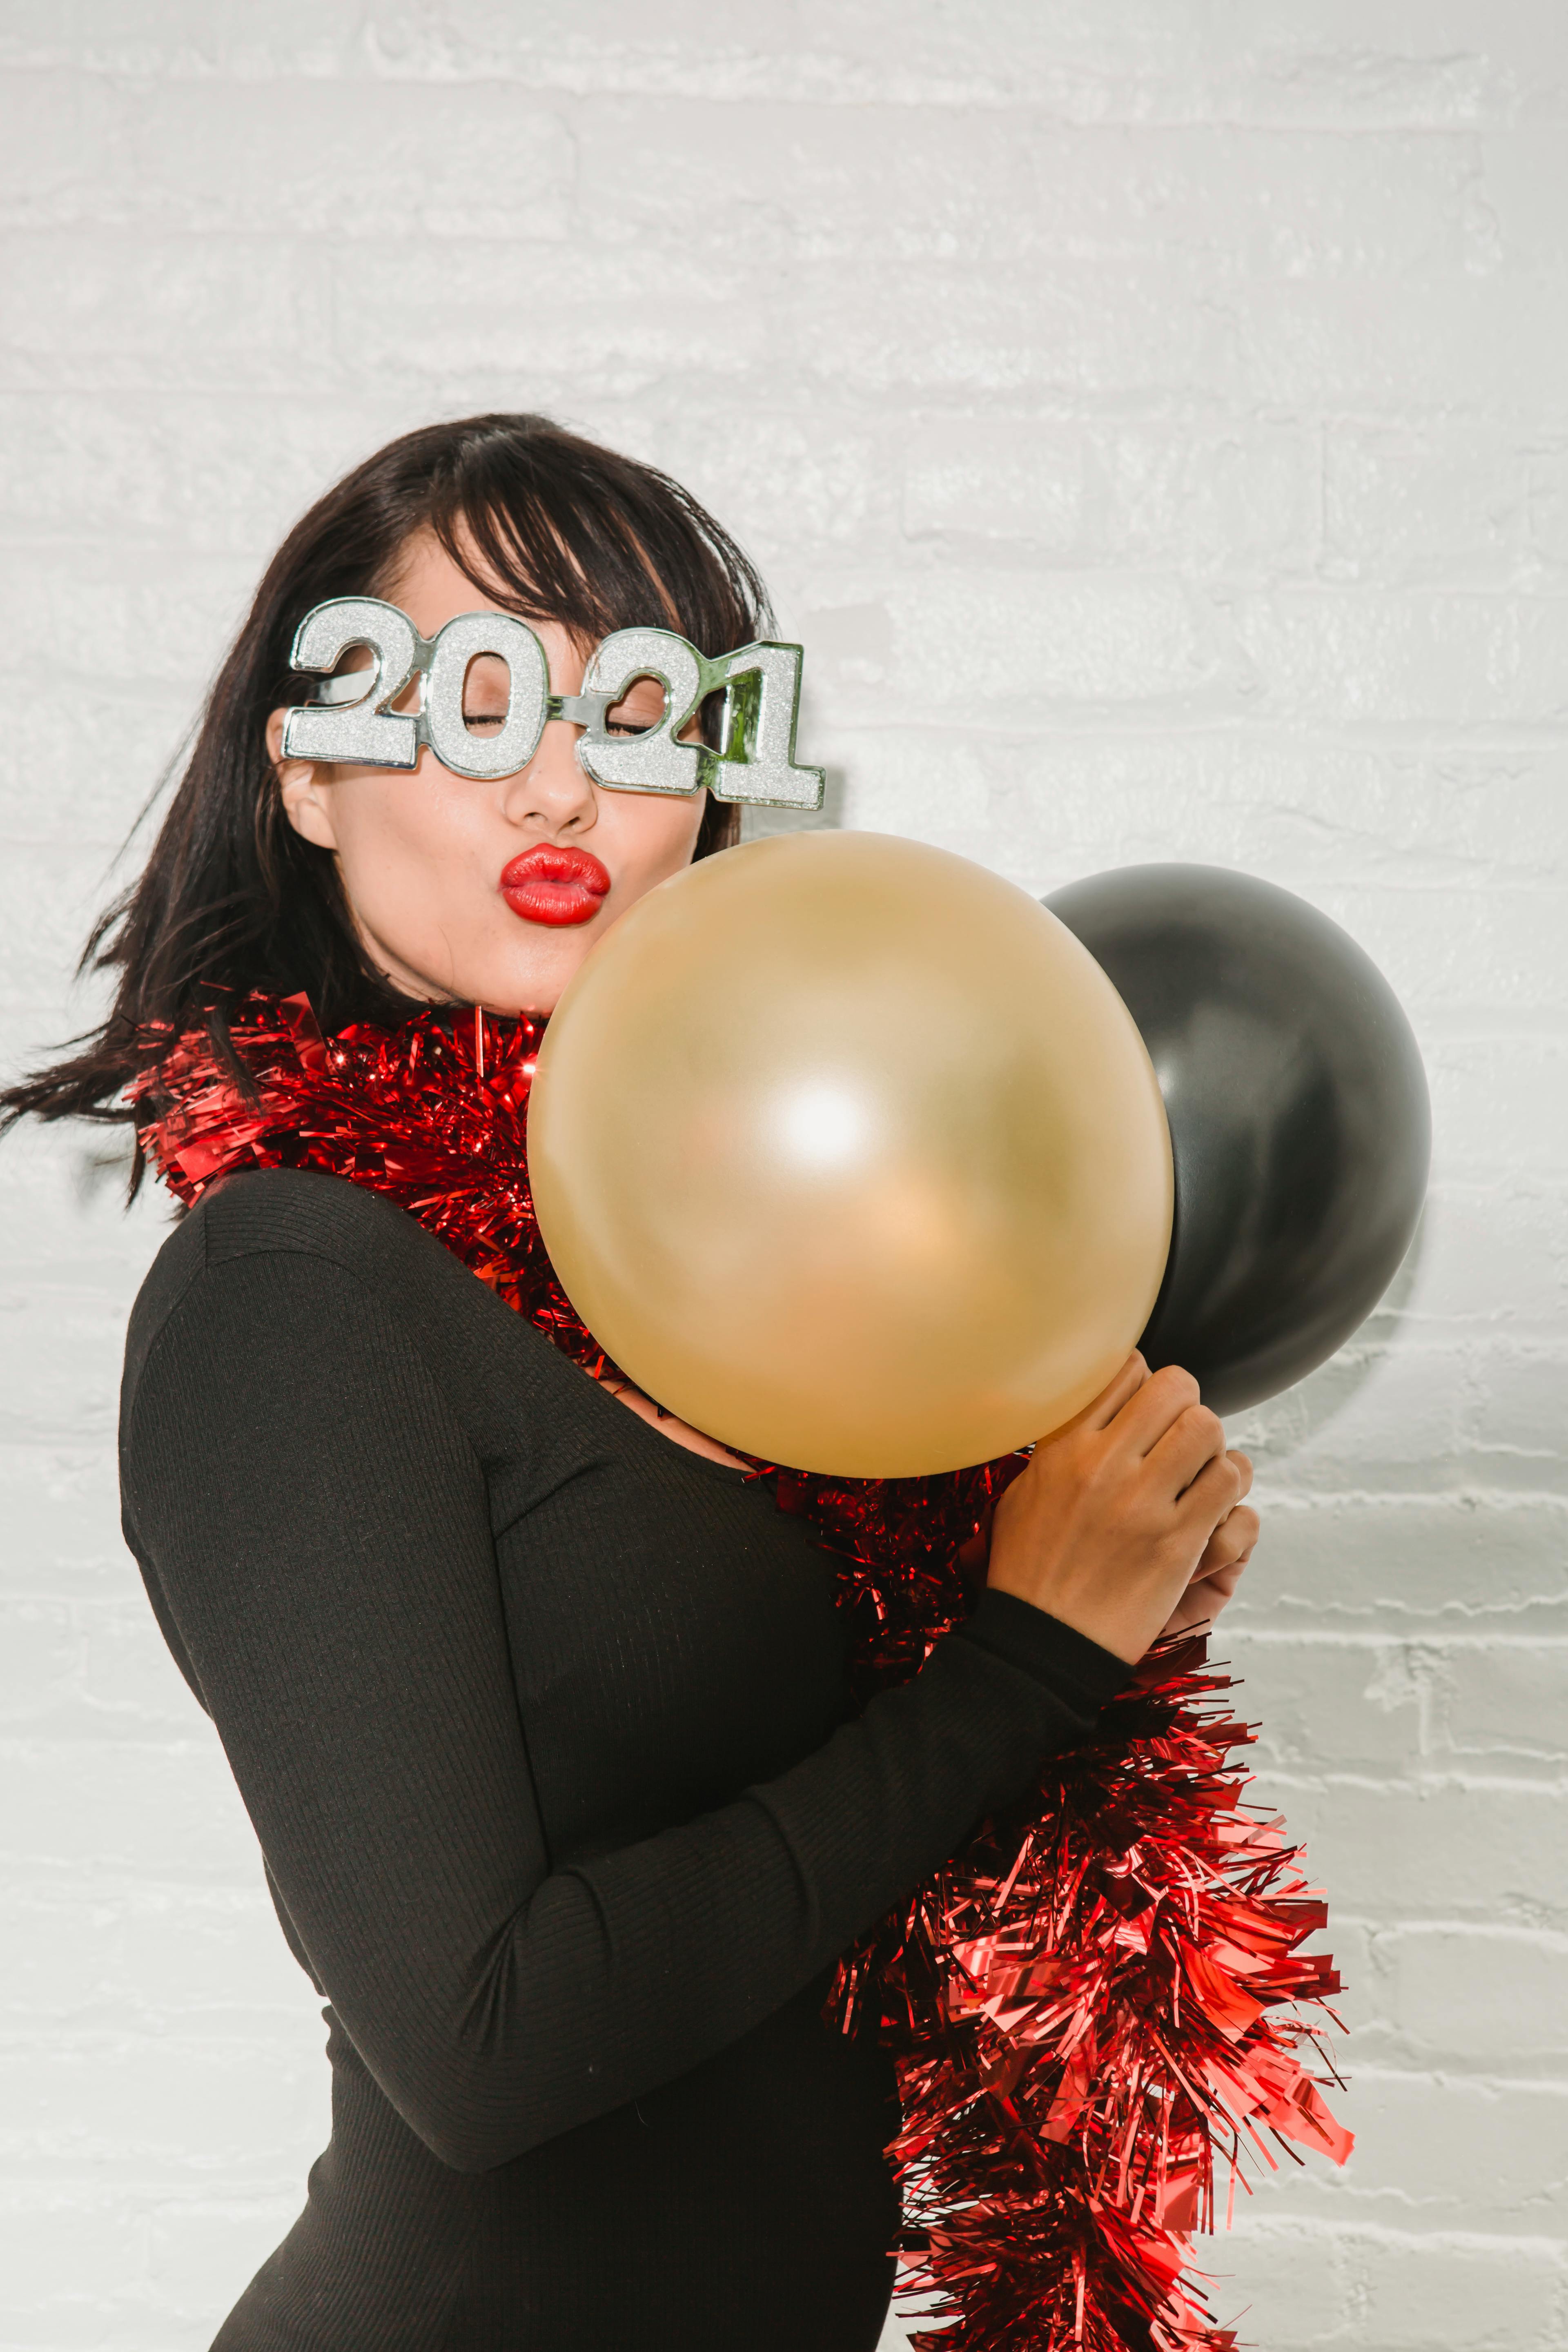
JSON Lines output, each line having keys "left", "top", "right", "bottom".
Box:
{"left": 0, "top": 6, "right": 1564, "bottom": 2347}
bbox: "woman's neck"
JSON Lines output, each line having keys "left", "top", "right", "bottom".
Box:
{"left": 591, "top": 1370, "right": 751, "bottom": 1472}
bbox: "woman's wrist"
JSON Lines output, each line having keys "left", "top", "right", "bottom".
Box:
{"left": 957, "top": 1586, "right": 1133, "bottom": 1707}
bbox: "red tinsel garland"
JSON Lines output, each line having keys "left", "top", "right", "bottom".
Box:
{"left": 133, "top": 992, "right": 1351, "bottom": 2351}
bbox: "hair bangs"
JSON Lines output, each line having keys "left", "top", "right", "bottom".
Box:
{"left": 425, "top": 429, "right": 770, "bottom": 657}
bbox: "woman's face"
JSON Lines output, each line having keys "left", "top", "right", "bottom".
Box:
{"left": 269, "top": 530, "right": 709, "bottom": 1015}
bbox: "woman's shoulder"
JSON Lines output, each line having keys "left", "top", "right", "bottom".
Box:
{"left": 123, "top": 1167, "right": 514, "bottom": 1411}
{"left": 180, "top": 1161, "right": 445, "bottom": 1267}
{"left": 134, "top": 1162, "right": 456, "bottom": 1306}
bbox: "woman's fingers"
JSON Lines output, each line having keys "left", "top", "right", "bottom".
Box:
{"left": 1112, "top": 1363, "right": 1203, "bottom": 1457}
{"left": 1198, "top": 1497, "right": 1259, "bottom": 1575}
{"left": 1145, "top": 1399, "right": 1228, "bottom": 1497}
{"left": 1160, "top": 1508, "right": 1258, "bottom": 1642}
{"left": 1171, "top": 1442, "right": 1248, "bottom": 1533}
{"left": 1198, "top": 1551, "right": 1253, "bottom": 1599}
{"left": 1161, "top": 1553, "right": 1251, "bottom": 1639}
{"left": 1070, "top": 1350, "right": 1150, "bottom": 1434}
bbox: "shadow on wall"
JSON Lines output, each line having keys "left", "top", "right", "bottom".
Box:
{"left": 1230, "top": 1204, "right": 1430, "bottom": 1467}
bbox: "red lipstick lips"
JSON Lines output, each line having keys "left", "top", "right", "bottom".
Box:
{"left": 499, "top": 843, "right": 612, "bottom": 928}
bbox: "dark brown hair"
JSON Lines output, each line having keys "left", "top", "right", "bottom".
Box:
{"left": 2, "top": 412, "right": 770, "bottom": 1176}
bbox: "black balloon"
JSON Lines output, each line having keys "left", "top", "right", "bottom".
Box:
{"left": 1046, "top": 864, "right": 1430, "bottom": 1416}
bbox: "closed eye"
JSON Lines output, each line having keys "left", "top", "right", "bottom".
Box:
{"left": 460, "top": 713, "right": 652, "bottom": 736}
{"left": 454, "top": 706, "right": 677, "bottom": 734}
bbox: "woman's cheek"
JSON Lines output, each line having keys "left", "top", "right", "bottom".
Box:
{"left": 600, "top": 793, "right": 706, "bottom": 894}
{"left": 365, "top": 773, "right": 486, "bottom": 884}
{"left": 332, "top": 780, "right": 484, "bottom": 958}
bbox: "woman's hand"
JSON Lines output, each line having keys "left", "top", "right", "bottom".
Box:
{"left": 985, "top": 1354, "right": 1252, "bottom": 1664}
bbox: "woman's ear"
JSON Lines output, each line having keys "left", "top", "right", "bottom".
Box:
{"left": 267, "top": 708, "right": 340, "bottom": 852}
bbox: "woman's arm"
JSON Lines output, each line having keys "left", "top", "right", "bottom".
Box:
{"left": 121, "top": 1244, "right": 1125, "bottom": 2176}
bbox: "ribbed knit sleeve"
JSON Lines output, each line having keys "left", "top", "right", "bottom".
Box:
{"left": 120, "top": 1234, "right": 1127, "bottom": 2176}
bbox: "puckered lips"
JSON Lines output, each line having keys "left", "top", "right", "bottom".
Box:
{"left": 499, "top": 843, "right": 612, "bottom": 928}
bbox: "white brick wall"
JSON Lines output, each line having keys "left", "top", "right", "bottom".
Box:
{"left": 1, "top": 6, "right": 1563, "bottom": 2345}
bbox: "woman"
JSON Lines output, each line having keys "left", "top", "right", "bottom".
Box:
{"left": 5, "top": 415, "right": 1255, "bottom": 2351}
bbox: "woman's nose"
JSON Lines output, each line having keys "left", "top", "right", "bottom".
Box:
{"left": 501, "top": 719, "right": 599, "bottom": 833}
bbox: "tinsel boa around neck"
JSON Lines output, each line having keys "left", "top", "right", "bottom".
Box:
{"left": 137, "top": 991, "right": 1352, "bottom": 2352}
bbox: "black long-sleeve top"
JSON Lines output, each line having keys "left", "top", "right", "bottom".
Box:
{"left": 118, "top": 1168, "right": 1129, "bottom": 2351}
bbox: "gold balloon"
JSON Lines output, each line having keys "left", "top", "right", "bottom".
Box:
{"left": 528, "top": 832, "right": 1172, "bottom": 1478}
